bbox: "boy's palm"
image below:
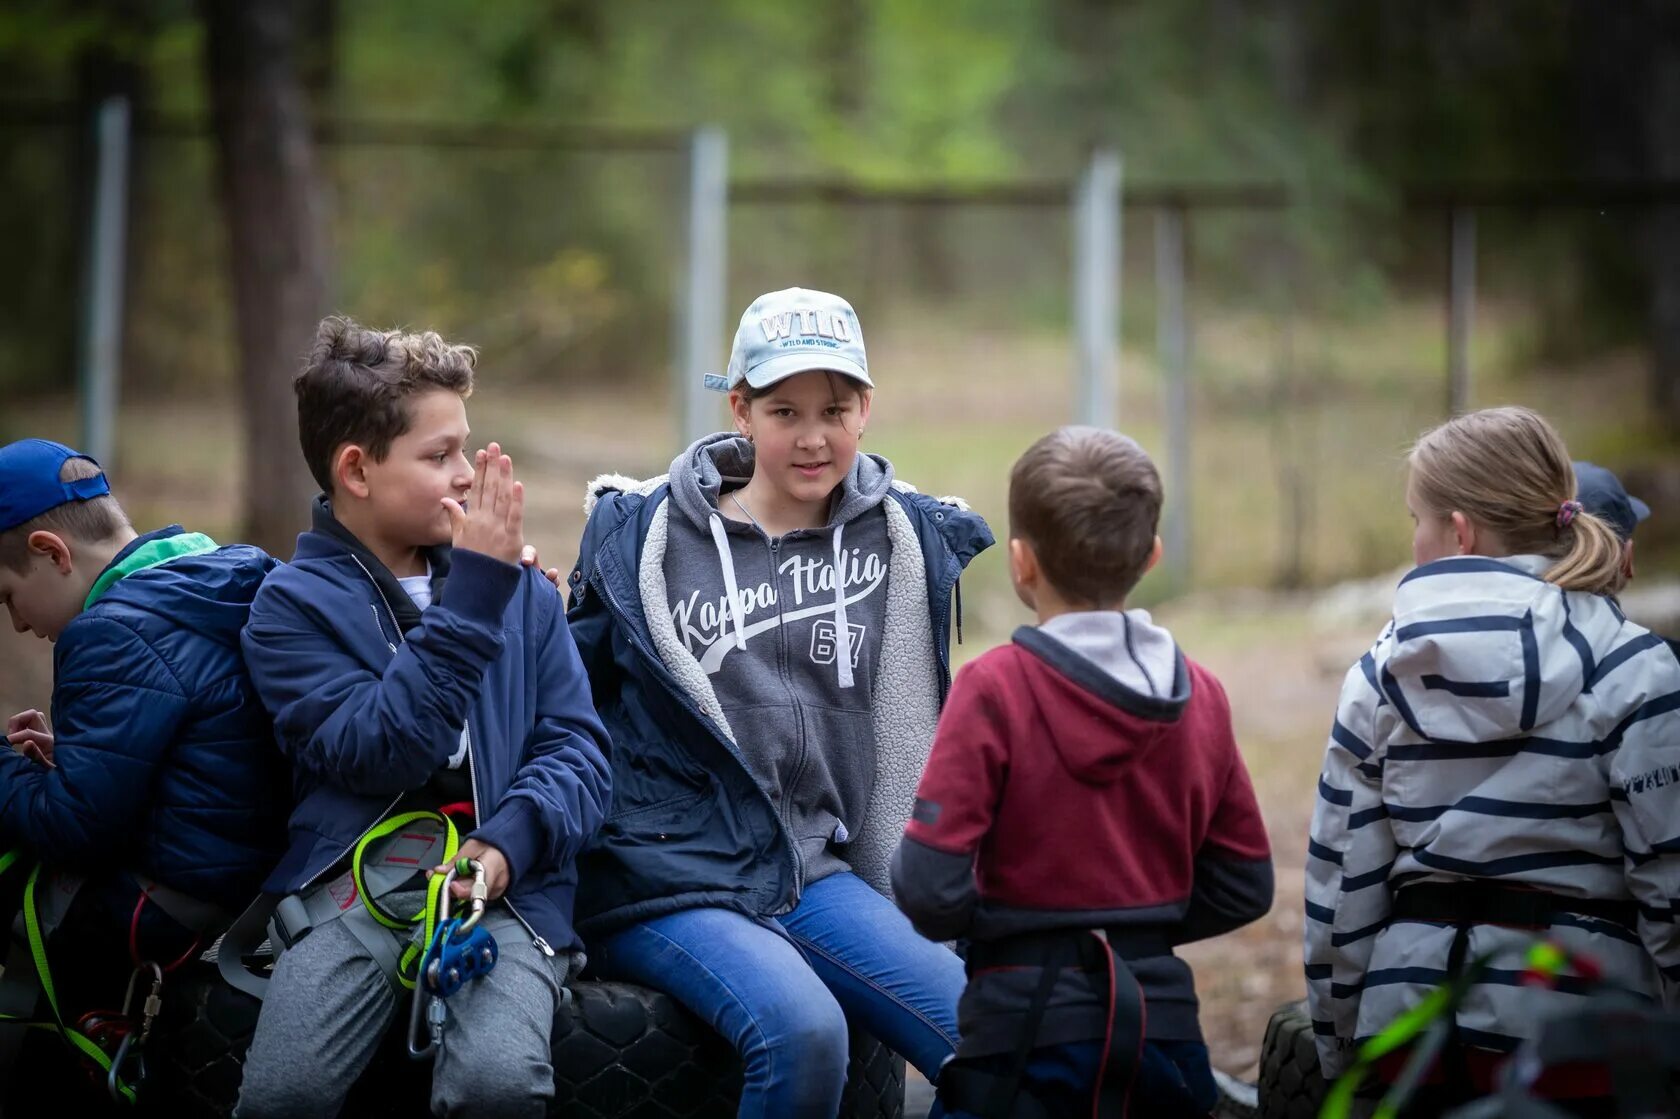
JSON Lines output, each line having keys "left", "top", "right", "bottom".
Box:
{"left": 444, "top": 443, "right": 525, "bottom": 566}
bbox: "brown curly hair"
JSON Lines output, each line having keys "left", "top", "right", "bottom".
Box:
{"left": 294, "top": 316, "right": 478, "bottom": 494}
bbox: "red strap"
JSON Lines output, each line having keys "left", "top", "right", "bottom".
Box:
{"left": 1088, "top": 930, "right": 1145, "bottom": 1119}
{"left": 128, "top": 891, "right": 202, "bottom": 973}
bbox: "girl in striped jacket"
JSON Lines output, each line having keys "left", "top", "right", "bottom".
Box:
{"left": 1305, "top": 406, "right": 1680, "bottom": 1108}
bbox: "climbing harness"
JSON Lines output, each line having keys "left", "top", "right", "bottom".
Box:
{"left": 0, "top": 850, "right": 146, "bottom": 1104}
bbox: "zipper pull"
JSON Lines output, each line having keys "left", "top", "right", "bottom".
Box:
{"left": 532, "top": 935, "right": 555, "bottom": 957}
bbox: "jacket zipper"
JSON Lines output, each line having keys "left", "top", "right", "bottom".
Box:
{"left": 348, "top": 556, "right": 552, "bottom": 956}
{"left": 591, "top": 560, "right": 801, "bottom": 914}
{"left": 765, "top": 533, "right": 808, "bottom": 900}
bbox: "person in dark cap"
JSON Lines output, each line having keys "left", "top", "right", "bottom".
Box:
{"left": 1574, "top": 460, "right": 1677, "bottom": 659}
{"left": 1573, "top": 461, "right": 1652, "bottom": 595}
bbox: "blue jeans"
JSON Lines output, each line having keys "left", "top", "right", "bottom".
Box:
{"left": 590, "top": 871, "right": 965, "bottom": 1118}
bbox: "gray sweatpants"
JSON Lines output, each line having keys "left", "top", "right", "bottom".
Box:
{"left": 234, "top": 903, "right": 570, "bottom": 1119}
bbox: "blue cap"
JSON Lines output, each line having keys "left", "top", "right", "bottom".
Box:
{"left": 703, "top": 287, "right": 873, "bottom": 393}
{"left": 1573, "top": 460, "right": 1651, "bottom": 541}
{"left": 0, "top": 440, "right": 111, "bottom": 533}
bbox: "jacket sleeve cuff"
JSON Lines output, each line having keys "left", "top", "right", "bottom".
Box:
{"left": 440, "top": 549, "right": 523, "bottom": 627}
{"left": 470, "top": 796, "right": 547, "bottom": 888}
{"left": 890, "top": 835, "right": 978, "bottom": 942}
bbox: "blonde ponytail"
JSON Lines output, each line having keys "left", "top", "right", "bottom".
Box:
{"left": 1409, "top": 406, "right": 1627, "bottom": 596}
{"left": 1545, "top": 508, "right": 1626, "bottom": 594}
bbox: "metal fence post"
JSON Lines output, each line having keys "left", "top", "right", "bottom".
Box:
{"left": 679, "top": 126, "right": 728, "bottom": 446}
{"left": 1447, "top": 205, "right": 1476, "bottom": 415}
{"left": 1073, "top": 149, "right": 1121, "bottom": 428}
{"left": 79, "top": 96, "right": 131, "bottom": 467}
{"left": 1156, "top": 203, "right": 1191, "bottom": 585}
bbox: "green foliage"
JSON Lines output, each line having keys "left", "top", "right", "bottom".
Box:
{"left": 0, "top": 0, "right": 1666, "bottom": 399}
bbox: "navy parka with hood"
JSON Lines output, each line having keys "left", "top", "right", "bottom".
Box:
{"left": 566, "top": 439, "right": 992, "bottom": 937}
{"left": 242, "top": 498, "right": 613, "bottom": 953}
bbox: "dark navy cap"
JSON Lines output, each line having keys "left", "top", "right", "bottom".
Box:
{"left": 1573, "top": 460, "right": 1651, "bottom": 541}
{"left": 0, "top": 439, "right": 111, "bottom": 533}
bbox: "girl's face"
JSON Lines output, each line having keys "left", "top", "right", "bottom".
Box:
{"left": 732, "top": 372, "right": 872, "bottom": 508}
{"left": 1407, "top": 477, "right": 1461, "bottom": 566}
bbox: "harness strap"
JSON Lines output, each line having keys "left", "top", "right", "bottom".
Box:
{"left": 965, "top": 926, "right": 1173, "bottom": 973}
{"left": 1391, "top": 883, "right": 1638, "bottom": 932}
{"left": 215, "top": 810, "right": 460, "bottom": 1001}
{"left": 0, "top": 851, "right": 138, "bottom": 1103}
{"left": 130, "top": 876, "right": 233, "bottom": 939}
{"left": 214, "top": 894, "right": 278, "bottom": 1001}
{"left": 941, "top": 928, "right": 1153, "bottom": 1119}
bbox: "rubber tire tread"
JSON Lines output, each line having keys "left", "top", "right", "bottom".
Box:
{"left": 1256, "top": 999, "right": 1331, "bottom": 1119}
{"left": 141, "top": 966, "right": 905, "bottom": 1118}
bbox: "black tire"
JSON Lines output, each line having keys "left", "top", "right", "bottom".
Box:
{"left": 1257, "top": 1000, "right": 1330, "bottom": 1119}
{"left": 143, "top": 965, "right": 904, "bottom": 1118}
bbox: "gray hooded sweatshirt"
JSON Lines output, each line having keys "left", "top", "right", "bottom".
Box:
{"left": 665, "top": 434, "right": 893, "bottom": 885}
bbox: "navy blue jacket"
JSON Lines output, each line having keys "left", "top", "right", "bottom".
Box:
{"left": 242, "top": 510, "right": 613, "bottom": 953}
{"left": 566, "top": 482, "right": 991, "bottom": 936}
{"left": 0, "top": 526, "right": 287, "bottom": 916}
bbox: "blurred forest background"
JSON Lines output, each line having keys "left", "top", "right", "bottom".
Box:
{"left": 3, "top": 0, "right": 1679, "bottom": 1077}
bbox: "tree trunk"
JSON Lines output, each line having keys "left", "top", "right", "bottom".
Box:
{"left": 1645, "top": 5, "right": 1680, "bottom": 431}
{"left": 202, "top": 0, "right": 330, "bottom": 556}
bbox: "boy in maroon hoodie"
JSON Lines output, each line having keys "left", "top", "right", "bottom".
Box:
{"left": 892, "top": 427, "right": 1273, "bottom": 1118}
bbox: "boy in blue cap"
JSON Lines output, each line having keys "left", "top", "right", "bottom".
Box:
{"left": 1573, "top": 460, "right": 1652, "bottom": 593}
{"left": 1573, "top": 460, "right": 1677, "bottom": 659}
{"left": 234, "top": 318, "right": 612, "bottom": 1119}
{"left": 0, "top": 438, "right": 287, "bottom": 1009}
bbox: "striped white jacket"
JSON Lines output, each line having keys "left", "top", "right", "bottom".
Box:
{"left": 1304, "top": 554, "right": 1680, "bottom": 1077}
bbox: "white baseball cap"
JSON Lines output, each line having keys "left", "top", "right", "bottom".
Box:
{"left": 703, "top": 287, "right": 872, "bottom": 393}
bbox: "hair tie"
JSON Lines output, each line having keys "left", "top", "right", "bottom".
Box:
{"left": 1556, "top": 499, "right": 1582, "bottom": 529}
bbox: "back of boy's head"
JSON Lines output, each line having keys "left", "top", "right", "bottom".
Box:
{"left": 0, "top": 443, "right": 132, "bottom": 573}
{"left": 295, "top": 316, "right": 478, "bottom": 494}
{"left": 1409, "top": 405, "right": 1624, "bottom": 595}
{"left": 1009, "top": 426, "right": 1162, "bottom": 607}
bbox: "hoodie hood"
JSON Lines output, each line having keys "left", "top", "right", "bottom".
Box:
{"left": 666, "top": 432, "right": 895, "bottom": 690}
{"left": 1011, "top": 610, "right": 1190, "bottom": 785}
{"left": 1378, "top": 554, "right": 1600, "bottom": 742}
{"left": 666, "top": 432, "right": 895, "bottom": 533}
{"left": 86, "top": 525, "right": 276, "bottom": 654}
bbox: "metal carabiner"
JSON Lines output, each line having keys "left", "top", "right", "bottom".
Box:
{"left": 408, "top": 857, "right": 486, "bottom": 1061}
{"left": 107, "top": 961, "right": 162, "bottom": 1102}
{"left": 436, "top": 856, "right": 488, "bottom": 935}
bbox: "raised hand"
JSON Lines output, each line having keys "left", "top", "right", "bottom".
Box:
{"left": 443, "top": 442, "right": 526, "bottom": 566}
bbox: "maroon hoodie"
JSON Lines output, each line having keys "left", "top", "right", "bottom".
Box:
{"left": 891, "top": 615, "right": 1272, "bottom": 1055}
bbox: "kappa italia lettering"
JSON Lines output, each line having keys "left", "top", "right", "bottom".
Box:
{"left": 671, "top": 547, "right": 886, "bottom": 662}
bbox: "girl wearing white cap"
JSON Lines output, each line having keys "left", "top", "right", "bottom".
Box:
{"left": 565, "top": 288, "right": 993, "bottom": 1116}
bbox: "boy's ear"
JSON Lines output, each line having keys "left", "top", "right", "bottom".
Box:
{"left": 1144, "top": 534, "right": 1164, "bottom": 574}
{"left": 1008, "top": 536, "right": 1039, "bottom": 611}
{"left": 335, "top": 444, "right": 373, "bottom": 500}
{"left": 1008, "top": 537, "right": 1037, "bottom": 588}
{"left": 26, "top": 530, "right": 74, "bottom": 575}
